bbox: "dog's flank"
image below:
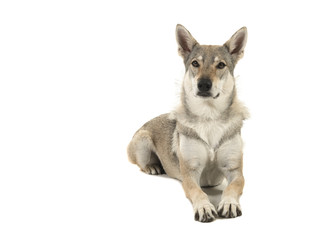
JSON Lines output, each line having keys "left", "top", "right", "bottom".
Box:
{"left": 127, "top": 24, "right": 248, "bottom": 222}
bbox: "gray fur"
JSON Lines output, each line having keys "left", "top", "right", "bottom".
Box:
{"left": 127, "top": 24, "right": 249, "bottom": 222}
{"left": 185, "top": 44, "right": 236, "bottom": 75}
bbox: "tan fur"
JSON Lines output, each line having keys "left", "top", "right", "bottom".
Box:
{"left": 127, "top": 25, "right": 248, "bottom": 222}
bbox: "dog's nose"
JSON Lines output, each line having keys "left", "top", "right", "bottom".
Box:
{"left": 197, "top": 78, "right": 212, "bottom": 92}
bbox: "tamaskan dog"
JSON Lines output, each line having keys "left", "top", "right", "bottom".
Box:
{"left": 127, "top": 24, "right": 249, "bottom": 222}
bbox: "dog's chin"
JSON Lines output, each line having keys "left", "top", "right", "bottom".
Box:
{"left": 196, "top": 92, "right": 220, "bottom": 99}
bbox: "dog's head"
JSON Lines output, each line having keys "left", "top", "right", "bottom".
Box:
{"left": 176, "top": 24, "right": 247, "bottom": 99}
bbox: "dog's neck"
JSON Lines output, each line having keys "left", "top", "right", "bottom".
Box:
{"left": 178, "top": 85, "right": 237, "bottom": 122}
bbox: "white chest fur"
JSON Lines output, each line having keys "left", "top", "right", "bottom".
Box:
{"left": 185, "top": 119, "right": 227, "bottom": 149}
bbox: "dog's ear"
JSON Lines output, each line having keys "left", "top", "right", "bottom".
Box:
{"left": 176, "top": 24, "right": 198, "bottom": 59}
{"left": 225, "top": 27, "right": 247, "bottom": 62}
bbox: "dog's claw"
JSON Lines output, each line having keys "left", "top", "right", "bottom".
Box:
{"left": 236, "top": 208, "right": 242, "bottom": 217}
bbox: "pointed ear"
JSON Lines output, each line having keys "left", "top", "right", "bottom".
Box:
{"left": 225, "top": 27, "right": 248, "bottom": 62}
{"left": 176, "top": 24, "right": 198, "bottom": 59}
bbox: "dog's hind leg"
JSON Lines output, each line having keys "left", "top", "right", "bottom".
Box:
{"left": 127, "top": 130, "right": 165, "bottom": 175}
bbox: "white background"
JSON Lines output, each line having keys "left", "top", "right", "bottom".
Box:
{"left": 1, "top": 0, "right": 336, "bottom": 239}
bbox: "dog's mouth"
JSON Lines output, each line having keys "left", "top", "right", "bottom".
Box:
{"left": 197, "top": 92, "right": 211, "bottom": 97}
{"left": 197, "top": 92, "right": 220, "bottom": 99}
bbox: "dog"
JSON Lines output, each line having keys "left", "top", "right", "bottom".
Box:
{"left": 127, "top": 24, "right": 249, "bottom": 222}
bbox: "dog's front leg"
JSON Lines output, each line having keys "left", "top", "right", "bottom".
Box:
{"left": 217, "top": 166, "right": 245, "bottom": 218}
{"left": 178, "top": 136, "right": 217, "bottom": 222}
{"left": 180, "top": 163, "right": 217, "bottom": 222}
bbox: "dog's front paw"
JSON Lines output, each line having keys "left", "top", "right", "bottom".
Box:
{"left": 193, "top": 201, "right": 217, "bottom": 222}
{"left": 217, "top": 199, "right": 242, "bottom": 218}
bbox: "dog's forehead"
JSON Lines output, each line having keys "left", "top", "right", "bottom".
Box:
{"left": 197, "top": 45, "right": 227, "bottom": 59}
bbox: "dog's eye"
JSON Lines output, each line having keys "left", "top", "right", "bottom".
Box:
{"left": 191, "top": 61, "right": 200, "bottom": 68}
{"left": 217, "top": 62, "right": 226, "bottom": 69}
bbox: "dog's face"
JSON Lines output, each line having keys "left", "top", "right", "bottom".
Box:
{"left": 176, "top": 25, "right": 247, "bottom": 100}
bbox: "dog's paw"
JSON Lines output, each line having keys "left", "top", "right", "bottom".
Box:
{"left": 193, "top": 201, "right": 217, "bottom": 223}
{"left": 217, "top": 199, "right": 242, "bottom": 218}
{"left": 143, "top": 165, "right": 165, "bottom": 175}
